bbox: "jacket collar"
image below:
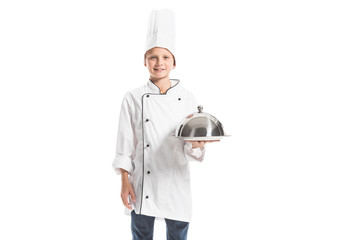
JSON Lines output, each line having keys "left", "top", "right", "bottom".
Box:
{"left": 146, "top": 79, "right": 180, "bottom": 95}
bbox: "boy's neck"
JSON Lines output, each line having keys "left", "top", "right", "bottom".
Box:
{"left": 150, "top": 77, "right": 172, "bottom": 94}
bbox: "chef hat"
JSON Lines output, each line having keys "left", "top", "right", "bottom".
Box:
{"left": 145, "top": 9, "right": 176, "bottom": 62}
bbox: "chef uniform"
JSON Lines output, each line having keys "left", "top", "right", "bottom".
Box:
{"left": 112, "top": 9, "right": 205, "bottom": 223}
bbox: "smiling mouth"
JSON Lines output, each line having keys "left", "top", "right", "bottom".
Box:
{"left": 154, "top": 69, "right": 165, "bottom": 71}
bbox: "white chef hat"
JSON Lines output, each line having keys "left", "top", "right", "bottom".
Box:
{"left": 145, "top": 9, "right": 176, "bottom": 62}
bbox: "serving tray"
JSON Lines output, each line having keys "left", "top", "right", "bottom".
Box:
{"left": 175, "top": 136, "right": 230, "bottom": 141}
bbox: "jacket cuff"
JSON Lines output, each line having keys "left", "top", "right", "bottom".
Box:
{"left": 184, "top": 142, "right": 205, "bottom": 162}
{"left": 112, "top": 155, "right": 133, "bottom": 175}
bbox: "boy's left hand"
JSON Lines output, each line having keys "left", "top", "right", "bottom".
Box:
{"left": 186, "top": 140, "right": 219, "bottom": 149}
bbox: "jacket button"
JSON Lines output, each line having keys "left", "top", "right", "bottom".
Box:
{"left": 145, "top": 119, "right": 149, "bottom": 122}
{"left": 146, "top": 95, "right": 150, "bottom": 98}
{"left": 146, "top": 196, "right": 149, "bottom": 199}
{"left": 178, "top": 98, "right": 181, "bottom": 100}
{"left": 147, "top": 171, "right": 150, "bottom": 174}
{"left": 146, "top": 144, "right": 150, "bottom": 147}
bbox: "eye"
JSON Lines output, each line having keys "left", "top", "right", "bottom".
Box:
{"left": 150, "top": 56, "right": 157, "bottom": 59}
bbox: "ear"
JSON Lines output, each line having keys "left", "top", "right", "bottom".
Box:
{"left": 144, "top": 53, "right": 147, "bottom": 67}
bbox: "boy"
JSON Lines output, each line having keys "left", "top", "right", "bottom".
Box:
{"left": 112, "top": 9, "right": 215, "bottom": 240}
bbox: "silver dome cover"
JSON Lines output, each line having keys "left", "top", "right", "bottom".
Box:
{"left": 175, "top": 106, "right": 228, "bottom": 140}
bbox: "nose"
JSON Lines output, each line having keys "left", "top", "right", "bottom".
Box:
{"left": 156, "top": 58, "right": 164, "bottom": 65}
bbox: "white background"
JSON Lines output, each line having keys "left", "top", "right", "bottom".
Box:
{"left": 1, "top": 0, "right": 359, "bottom": 239}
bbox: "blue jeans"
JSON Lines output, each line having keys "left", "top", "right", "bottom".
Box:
{"left": 131, "top": 210, "right": 189, "bottom": 240}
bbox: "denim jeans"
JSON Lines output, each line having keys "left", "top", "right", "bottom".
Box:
{"left": 131, "top": 210, "right": 189, "bottom": 240}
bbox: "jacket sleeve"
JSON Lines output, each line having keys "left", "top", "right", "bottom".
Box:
{"left": 183, "top": 91, "right": 206, "bottom": 162}
{"left": 112, "top": 93, "right": 136, "bottom": 175}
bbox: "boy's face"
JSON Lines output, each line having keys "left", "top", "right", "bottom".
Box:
{"left": 144, "top": 47, "right": 175, "bottom": 81}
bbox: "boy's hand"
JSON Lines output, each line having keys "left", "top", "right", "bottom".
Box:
{"left": 120, "top": 169, "right": 136, "bottom": 210}
{"left": 186, "top": 140, "right": 219, "bottom": 149}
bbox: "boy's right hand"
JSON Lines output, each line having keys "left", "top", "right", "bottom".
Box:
{"left": 120, "top": 169, "right": 136, "bottom": 210}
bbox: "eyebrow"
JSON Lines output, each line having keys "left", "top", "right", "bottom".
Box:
{"left": 148, "top": 54, "right": 171, "bottom": 57}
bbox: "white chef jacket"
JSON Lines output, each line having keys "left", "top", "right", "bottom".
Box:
{"left": 112, "top": 79, "right": 205, "bottom": 222}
